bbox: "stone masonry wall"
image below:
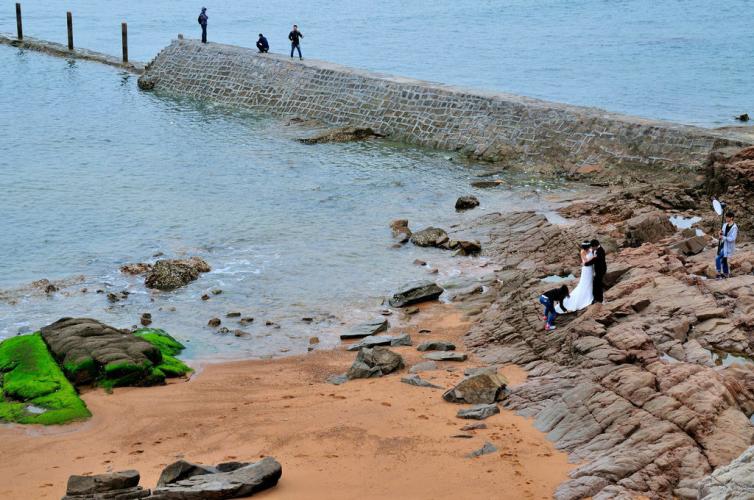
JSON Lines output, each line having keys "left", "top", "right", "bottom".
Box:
{"left": 141, "top": 39, "right": 752, "bottom": 169}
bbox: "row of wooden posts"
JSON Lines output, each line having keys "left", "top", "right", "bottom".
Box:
{"left": 14, "top": 3, "right": 129, "bottom": 63}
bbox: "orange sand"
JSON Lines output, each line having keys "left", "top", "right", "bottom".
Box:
{"left": 0, "top": 304, "right": 573, "bottom": 499}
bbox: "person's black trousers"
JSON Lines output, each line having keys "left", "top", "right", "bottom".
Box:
{"left": 201, "top": 26, "right": 207, "bottom": 43}
{"left": 257, "top": 43, "right": 268, "bottom": 53}
{"left": 593, "top": 274, "right": 605, "bottom": 303}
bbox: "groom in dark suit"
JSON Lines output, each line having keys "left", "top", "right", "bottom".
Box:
{"left": 585, "top": 239, "right": 607, "bottom": 304}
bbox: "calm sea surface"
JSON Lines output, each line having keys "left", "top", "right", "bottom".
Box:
{"left": 0, "top": 1, "right": 752, "bottom": 359}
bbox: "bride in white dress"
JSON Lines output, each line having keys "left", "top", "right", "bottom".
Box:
{"left": 557, "top": 242, "right": 594, "bottom": 313}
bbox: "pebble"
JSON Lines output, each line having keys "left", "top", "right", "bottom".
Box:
{"left": 208, "top": 318, "right": 221, "bottom": 328}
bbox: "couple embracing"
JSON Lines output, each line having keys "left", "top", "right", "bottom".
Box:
{"left": 539, "top": 239, "right": 606, "bottom": 331}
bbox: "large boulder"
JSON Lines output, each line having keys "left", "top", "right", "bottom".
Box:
{"left": 671, "top": 235, "right": 707, "bottom": 256}
{"left": 151, "top": 457, "right": 282, "bottom": 499}
{"left": 623, "top": 213, "right": 675, "bottom": 247}
{"left": 443, "top": 372, "right": 508, "bottom": 404}
{"left": 40, "top": 318, "right": 162, "bottom": 387}
{"left": 63, "top": 470, "right": 149, "bottom": 500}
{"left": 346, "top": 346, "right": 404, "bottom": 380}
{"left": 410, "top": 227, "right": 449, "bottom": 247}
{"left": 388, "top": 281, "right": 444, "bottom": 307}
{"left": 145, "top": 257, "right": 211, "bottom": 291}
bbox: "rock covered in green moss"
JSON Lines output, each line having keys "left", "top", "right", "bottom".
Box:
{"left": 0, "top": 333, "right": 90, "bottom": 425}
{"left": 133, "top": 328, "right": 192, "bottom": 378}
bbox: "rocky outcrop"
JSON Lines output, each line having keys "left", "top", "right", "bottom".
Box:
{"left": 346, "top": 346, "right": 404, "bottom": 379}
{"left": 388, "top": 281, "right": 444, "bottom": 307}
{"left": 443, "top": 372, "right": 508, "bottom": 404}
{"left": 298, "top": 126, "right": 384, "bottom": 144}
{"left": 701, "top": 146, "right": 754, "bottom": 239}
{"left": 40, "top": 318, "right": 162, "bottom": 386}
{"left": 463, "top": 209, "right": 754, "bottom": 499}
{"left": 144, "top": 257, "right": 211, "bottom": 291}
{"left": 623, "top": 212, "right": 675, "bottom": 247}
{"left": 455, "top": 196, "right": 480, "bottom": 211}
{"left": 63, "top": 470, "right": 148, "bottom": 500}
{"left": 698, "top": 445, "right": 754, "bottom": 499}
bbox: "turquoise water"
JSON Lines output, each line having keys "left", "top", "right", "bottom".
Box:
{"left": 2, "top": 0, "right": 753, "bottom": 125}
{"left": 0, "top": 48, "right": 560, "bottom": 359}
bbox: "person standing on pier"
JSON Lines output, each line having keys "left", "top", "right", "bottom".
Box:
{"left": 289, "top": 24, "right": 303, "bottom": 59}
{"left": 257, "top": 33, "right": 269, "bottom": 53}
{"left": 198, "top": 7, "right": 208, "bottom": 43}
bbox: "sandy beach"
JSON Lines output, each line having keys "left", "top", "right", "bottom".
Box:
{"left": 0, "top": 304, "right": 573, "bottom": 499}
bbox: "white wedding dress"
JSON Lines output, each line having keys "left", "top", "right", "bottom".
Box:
{"left": 556, "top": 251, "right": 594, "bottom": 313}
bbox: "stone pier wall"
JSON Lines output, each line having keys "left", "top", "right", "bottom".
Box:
{"left": 141, "top": 39, "right": 752, "bottom": 168}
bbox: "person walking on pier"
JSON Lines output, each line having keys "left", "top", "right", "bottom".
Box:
{"left": 289, "top": 24, "right": 303, "bottom": 59}
{"left": 198, "top": 7, "right": 208, "bottom": 43}
{"left": 257, "top": 33, "right": 269, "bottom": 53}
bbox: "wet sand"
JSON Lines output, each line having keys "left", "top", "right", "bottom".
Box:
{"left": 0, "top": 304, "right": 573, "bottom": 499}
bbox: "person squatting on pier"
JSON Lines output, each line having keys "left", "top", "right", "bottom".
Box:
{"left": 289, "top": 24, "right": 303, "bottom": 59}
{"left": 257, "top": 33, "right": 269, "bottom": 53}
{"left": 716, "top": 211, "right": 738, "bottom": 279}
{"left": 540, "top": 285, "right": 569, "bottom": 332}
{"left": 198, "top": 7, "right": 208, "bottom": 43}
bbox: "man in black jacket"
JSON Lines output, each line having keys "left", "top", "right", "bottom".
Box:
{"left": 586, "top": 239, "right": 607, "bottom": 304}
{"left": 256, "top": 33, "right": 269, "bottom": 53}
{"left": 289, "top": 24, "right": 303, "bottom": 59}
{"left": 198, "top": 7, "right": 208, "bottom": 43}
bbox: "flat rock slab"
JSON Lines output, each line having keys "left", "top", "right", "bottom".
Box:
{"left": 699, "top": 445, "right": 754, "bottom": 499}
{"left": 400, "top": 374, "right": 442, "bottom": 389}
{"left": 40, "top": 318, "right": 161, "bottom": 386}
{"left": 345, "top": 333, "right": 411, "bottom": 351}
{"left": 409, "top": 361, "right": 438, "bottom": 373}
{"left": 417, "top": 341, "right": 456, "bottom": 352}
{"left": 423, "top": 352, "right": 468, "bottom": 362}
{"left": 151, "top": 456, "right": 281, "bottom": 499}
{"left": 467, "top": 441, "right": 498, "bottom": 458}
{"left": 457, "top": 404, "right": 500, "bottom": 420}
{"left": 340, "top": 319, "right": 389, "bottom": 340}
{"left": 326, "top": 374, "right": 349, "bottom": 385}
{"left": 66, "top": 470, "right": 141, "bottom": 496}
{"left": 388, "top": 281, "right": 444, "bottom": 308}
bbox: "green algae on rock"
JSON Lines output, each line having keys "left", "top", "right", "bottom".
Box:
{"left": 133, "top": 328, "right": 192, "bottom": 378}
{"left": 0, "top": 333, "right": 90, "bottom": 425}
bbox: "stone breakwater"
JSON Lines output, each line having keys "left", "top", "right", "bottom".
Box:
{"left": 140, "top": 39, "right": 752, "bottom": 168}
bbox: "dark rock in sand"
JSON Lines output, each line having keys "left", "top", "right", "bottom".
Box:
{"left": 423, "top": 352, "right": 468, "bottom": 362}
{"left": 443, "top": 372, "right": 508, "bottom": 404}
{"left": 455, "top": 195, "right": 480, "bottom": 211}
{"left": 461, "top": 423, "right": 487, "bottom": 431}
{"left": 152, "top": 456, "right": 282, "bottom": 499}
{"left": 145, "top": 257, "right": 210, "bottom": 291}
{"left": 226, "top": 312, "right": 241, "bottom": 318}
{"left": 409, "top": 361, "right": 438, "bottom": 373}
{"left": 457, "top": 404, "right": 500, "bottom": 420}
{"left": 410, "top": 227, "right": 449, "bottom": 247}
{"left": 298, "top": 126, "right": 384, "bottom": 144}
{"left": 388, "top": 281, "right": 444, "bottom": 308}
{"left": 340, "top": 318, "right": 389, "bottom": 339}
{"left": 346, "top": 346, "right": 404, "bottom": 380}
{"left": 208, "top": 318, "right": 221, "bottom": 328}
{"left": 201, "top": 294, "right": 210, "bottom": 301}
{"left": 467, "top": 441, "right": 498, "bottom": 458}
{"left": 63, "top": 470, "right": 149, "bottom": 499}
{"left": 327, "top": 374, "right": 349, "bottom": 385}
{"left": 391, "top": 333, "right": 412, "bottom": 347}
{"left": 400, "top": 374, "right": 442, "bottom": 389}
{"left": 40, "top": 318, "right": 162, "bottom": 387}
{"left": 417, "top": 341, "right": 456, "bottom": 352}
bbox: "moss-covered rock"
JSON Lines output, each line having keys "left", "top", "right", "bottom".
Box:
{"left": 133, "top": 328, "right": 192, "bottom": 379}
{"left": 0, "top": 333, "right": 90, "bottom": 425}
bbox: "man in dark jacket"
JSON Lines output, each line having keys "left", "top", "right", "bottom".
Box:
{"left": 288, "top": 24, "right": 303, "bottom": 59}
{"left": 198, "top": 7, "right": 208, "bottom": 43}
{"left": 256, "top": 33, "right": 269, "bottom": 53}
{"left": 586, "top": 239, "right": 607, "bottom": 303}
{"left": 539, "top": 285, "right": 569, "bottom": 331}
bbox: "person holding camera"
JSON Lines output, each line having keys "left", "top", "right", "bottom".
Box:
{"left": 716, "top": 211, "right": 738, "bottom": 279}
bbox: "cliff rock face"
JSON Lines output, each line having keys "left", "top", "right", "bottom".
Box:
{"left": 465, "top": 205, "right": 754, "bottom": 499}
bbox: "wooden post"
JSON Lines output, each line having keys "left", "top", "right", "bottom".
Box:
{"left": 121, "top": 22, "right": 128, "bottom": 63}
{"left": 66, "top": 11, "right": 73, "bottom": 50}
{"left": 15, "top": 3, "right": 22, "bottom": 40}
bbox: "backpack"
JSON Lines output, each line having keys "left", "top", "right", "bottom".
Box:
{"left": 197, "top": 15, "right": 203, "bottom": 25}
